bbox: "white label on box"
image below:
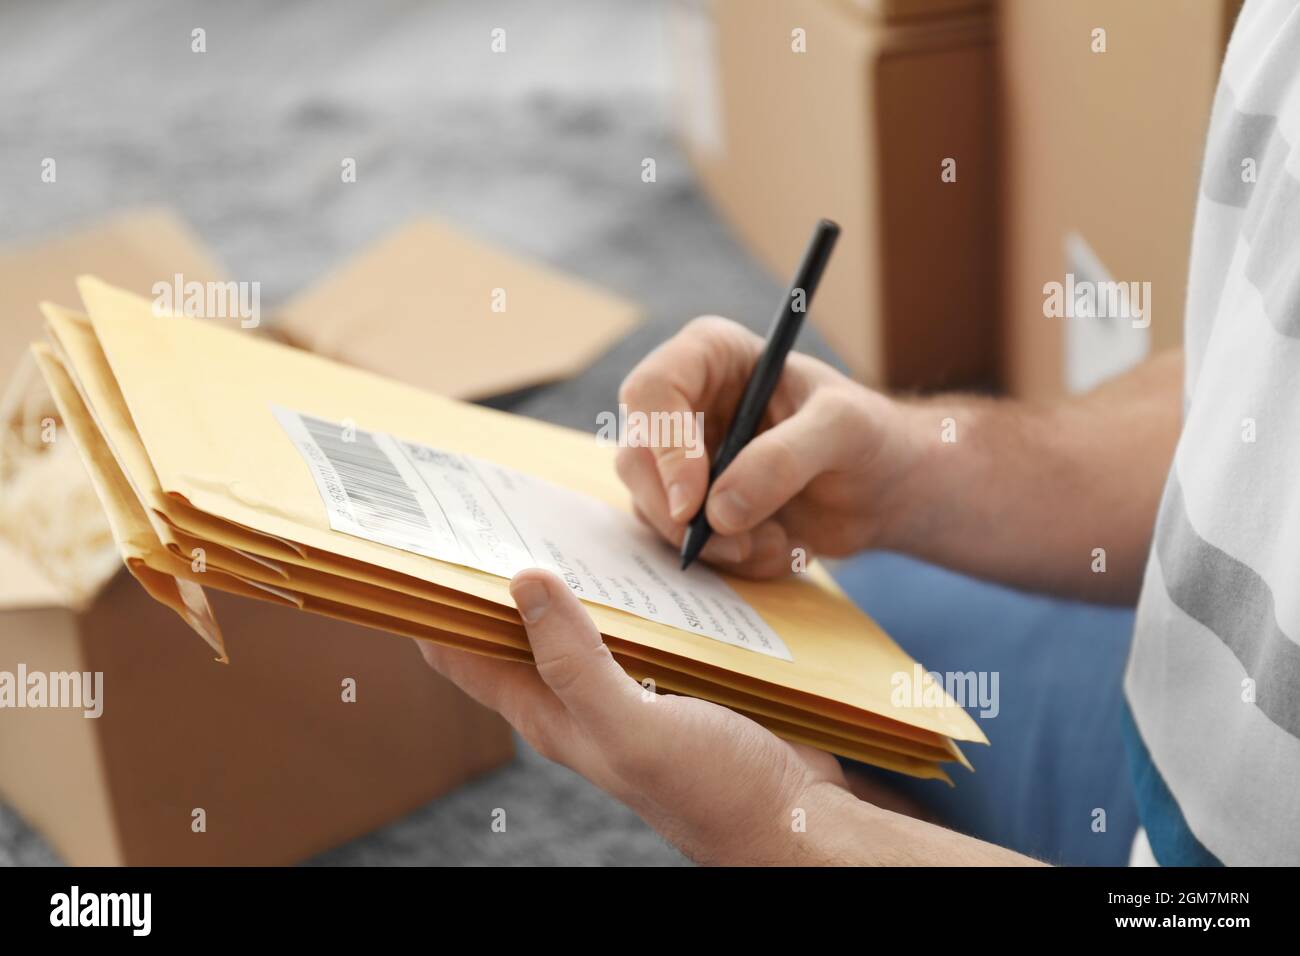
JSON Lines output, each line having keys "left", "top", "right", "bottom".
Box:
{"left": 273, "top": 407, "right": 792, "bottom": 660}
{"left": 1062, "top": 231, "right": 1152, "bottom": 394}
{"left": 668, "top": 0, "right": 724, "bottom": 159}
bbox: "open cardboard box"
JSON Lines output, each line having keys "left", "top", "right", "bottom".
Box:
{"left": 0, "top": 209, "right": 636, "bottom": 864}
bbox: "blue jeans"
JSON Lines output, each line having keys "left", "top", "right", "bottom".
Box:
{"left": 832, "top": 552, "right": 1139, "bottom": 866}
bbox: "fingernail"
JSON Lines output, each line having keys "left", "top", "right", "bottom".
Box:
{"left": 511, "top": 579, "right": 550, "bottom": 624}
{"left": 667, "top": 482, "right": 691, "bottom": 520}
{"left": 704, "top": 535, "right": 745, "bottom": 563}
{"left": 710, "top": 489, "right": 749, "bottom": 530}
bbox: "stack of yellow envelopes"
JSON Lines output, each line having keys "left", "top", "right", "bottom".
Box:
{"left": 31, "top": 276, "right": 986, "bottom": 780}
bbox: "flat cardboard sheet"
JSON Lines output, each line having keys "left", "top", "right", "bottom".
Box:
{"left": 278, "top": 219, "right": 640, "bottom": 401}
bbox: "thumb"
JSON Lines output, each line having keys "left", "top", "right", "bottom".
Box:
{"left": 509, "top": 569, "right": 644, "bottom": 729}
{"left": 705, "top": 399, "right": 840, "bottom": 535}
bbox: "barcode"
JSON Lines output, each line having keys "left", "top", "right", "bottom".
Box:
{"left": 301, "top": 416, "right": 431, "bottom": 538}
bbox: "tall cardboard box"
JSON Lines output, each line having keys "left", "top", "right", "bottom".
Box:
{"left": 670, "top": 0, "right": 998, "bottom": 391}
{"left": 0, "top": 210, "right": 516, "bottom": 865}
{"left": 999, "top": 0, "right": 1243, "bottom": 398}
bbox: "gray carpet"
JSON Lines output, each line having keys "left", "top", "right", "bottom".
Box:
{"left": 0, "top": 0, "right": 845, "bottom": 865}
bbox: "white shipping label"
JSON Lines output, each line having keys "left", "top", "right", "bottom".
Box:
{"left": 1062, "top": 231, "right": 1151, "bottom": 394}
{"left": 274, "top": 407, "right": 792, "bottom": 660}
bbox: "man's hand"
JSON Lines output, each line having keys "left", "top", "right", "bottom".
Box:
{"left": 618, "top": 316, "right": 1184, "bottom": 603}
{"left": 419, "top": 568, "right": 848, "bottom": 863}
{"left": 418, "top": 568, "right": 1040, "bottom": 866}
{"left": 616, "top": 316, "right": 915, "bottom": 578}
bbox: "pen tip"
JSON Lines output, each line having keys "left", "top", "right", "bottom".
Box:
{"left": 680, "top": 522, "right": 705, "bottom": 571}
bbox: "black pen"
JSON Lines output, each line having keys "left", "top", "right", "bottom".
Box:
{"left": 680, "top": 218, "right": 840, "bottom": 570}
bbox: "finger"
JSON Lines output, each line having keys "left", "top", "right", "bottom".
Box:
{"left": 786, "top": 742, "right": 850, "bottom": 789}
{"left": 703, "top": 519, "right": 797, "bottom": 579}
{"left": 417, "top": 639, "right": 539, "bottom": 718}
{"left": 705, "top": 396, "right": 845, "bottom": 535}
{"left": 509, "top": 568, "right": 645, "bottom": 734}
{"left": 775, "top": 493, "right": 872, "bottom": 558}
{"left": 617, "top": 373, "right": 708, "bottom": 522}
{"left": 617, "top": 445, "right": 682, "bottom": 543}
{"left": 416, "top": 640, "right": 573, "bottom": 756}
{"left": 623, "top": 451, "right": 752, "bottom": 563}
{"left": 630, "top": 505, "right": 753, "bottom": 566}
{"left": 700, "top": 530, "right": 751, "bottom": 565}
{"left": 619, "top": 318, "right": 759, "bottom": 522}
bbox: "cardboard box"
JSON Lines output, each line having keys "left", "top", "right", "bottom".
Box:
{"left": 999, "top": 0, "right": 1243, "bottom": 397}
{"left": 0, "top": 210, "right": 516, "bottom": 865}
{"left": 0, "top": 209, "right": 228, "bottom": 390}
{"left": 277, "top": 219, "right": 640, "bottom": 402}
{"left": 0, "top": 566, "right": 512, "bottom": 866}
{"left": 670, "top": 0, "right": 998, "bottom": 390}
